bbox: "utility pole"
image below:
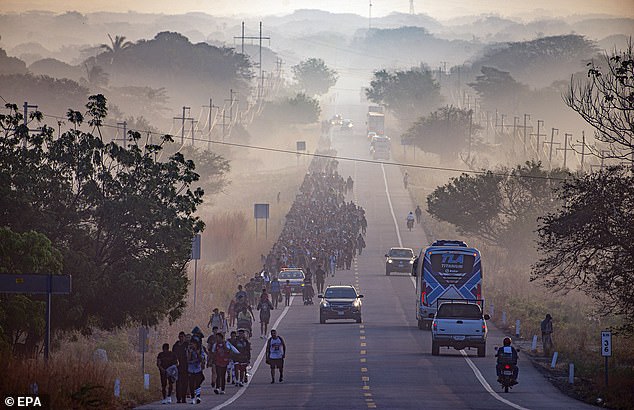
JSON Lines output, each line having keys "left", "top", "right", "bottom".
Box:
{"left": 409, "top": 0, "right": 415, "bottom": 14}
{"left": 498, "top": 114, "right": 505, "bottom": 144}
{"left": 572, "top": 130, "right": 593, "bottom": 172}
{"left": 23, "top": 101, "right": 38, "bottom": 147}
{"left": 203, "top": 98, "right": 220, "bottom": 150}
{"left": 226, "top": 89, "right": 239, "bottom": 126}
{"left": 234, "top": 22, "right": 270, "bottom": 101}
{"left": 116, "top": 121, "right": 127, "bottom": 148}
{"left": 523, "top": 114, "right": 531, "bottom": 158}
{"left": 369, "top": 0, "right": 372, "bottom": 29}
{"left": 533, "top": 120, "right": 546, "bottom": 160}
{"left": 221, "top": 109, "right": 230, "bottom": 142}
{"left": 513, "top": 116, "right": 519, "bottom": 152}
{"left": 173, "top": 106, "right": 192, "bottom": 145}
{"left": 468, "top": 109, "right": 473, "bottom": 159}
{"left": 543, "top": 128, "right": 559, "bottom": 170}
{"left": 557, "top": 133, "right": 573, "bottom": 169}
{"left": 189, "top": 118, "right": 198, "bottom": 146}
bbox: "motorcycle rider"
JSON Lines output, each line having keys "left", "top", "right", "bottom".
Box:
{"left": 495, "top": 337, "right": 519, "bottom": 384}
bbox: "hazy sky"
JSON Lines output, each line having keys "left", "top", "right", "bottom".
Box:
{"left": 1, "top": 0, "right": 633, "bottom": 19}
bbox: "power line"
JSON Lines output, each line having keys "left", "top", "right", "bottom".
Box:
{"left": 32, "top": 111, "right": 570, "bottom": 181}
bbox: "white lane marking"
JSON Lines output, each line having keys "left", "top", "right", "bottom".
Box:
{"left": 380, "top": 164, "right": 417, "bottom": 290}
{"left": 212, "top": 296, "right": 295, "bottom": 410}
{"left": 380, "top": 163, "right": 403, "bottom": 248}
{"left": 381, "top": 163, "right": 529, "bottom": 410}
{"left": 460, "top": 351, "right": 531, "bottom": 410}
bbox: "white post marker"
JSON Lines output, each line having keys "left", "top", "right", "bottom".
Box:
{"left": 551, "top": 351, "right": 559, "bottom": 368}
{"left": 531, "top": 335, "right": 538, "bottom": 352}
{"left": 114, "top": 379, "right": 121, "bottom": 397}
{"left": 569, "top": 363, "right": 574, "bottom": 384}
{"left": 515, "top": 319, "right": 520, "bottom": 338}
{"left": 502, "top": 311, "right": 507, "bottom": 326}
{"left": 144, "top": 373, "right": 150, "bottom": 390}
{"left": 489, "top": 303, "right": 494, "bottom": 318}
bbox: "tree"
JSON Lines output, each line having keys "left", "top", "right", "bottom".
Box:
{"left": 532, "top": 166, "right": 634, "bottom": 333}
{"left": 565, "top": 43, "right": 634, "bottom": 166}
{"left": 258, "top": 93, "right": 321, "bottom": 125}
{"left": 100, "top": 34, "right": 133, "bottom": 64}
{"left": 366, "top": 66, "right": 443, "bottom": 124}
{"left": 0, "top": 95, "right": 216, "bottom": 332}
{"left": 468, "top": 66, "right": 528, "bottom": 112}
{"left": 0, "top": 48, "right": 27, "bottom": 75}
{"left": 427, "top": 161, "right": 569, "bottom": 254}
{"left": 401, "top": 106, "right": 481, "bottom": 161}
{"left": 291, "top": 58, "right": 338, "bottom": 96}
{"left": 81, "top": 62, "right": 109, "bottom": 90}
{"left": 0, "top": 228, "right": 63, "bottom": 354}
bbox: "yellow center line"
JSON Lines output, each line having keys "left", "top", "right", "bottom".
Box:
{"left": 360, "top": 335, "right": 366, "bottom": 340}
{"left": 360, "top": 330, "right": 365, "bottom": 334}
{"left": 360, "top": 350, "right": 366, "bottom": 354}
{"left": 361, "top": 342, "right": 367, "bottom": 347}
{"left": 361, "top": 367, "right": 368, "bottom": 373}
{"left": 362, "top": 385, "right": 370, "bottom": 390}
{"left": 360, "top": 358, "right": 367, "bottom": 363}
{"left": 364, "top": 393, "right": 372, "bottom": 397}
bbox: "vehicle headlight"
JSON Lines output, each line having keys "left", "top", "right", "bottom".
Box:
{"left": 409, "top": 259, "right": 415, "bottom": 264}
{"left": 387, "top": 259, "right": 393, "bottom": 263}
{"left": 322, "top": 301, "right": 330, "bottom": 308}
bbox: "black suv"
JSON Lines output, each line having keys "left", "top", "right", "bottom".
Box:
{"left": 318, "top": 285, "right": 363, "bottom": 324}
{"left": 385, "top": 247, "right": 415, "bottom": 276}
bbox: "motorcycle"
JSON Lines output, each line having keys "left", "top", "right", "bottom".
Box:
{"left": 498, "top": 363, "right": 518, "bottom": 392}
{"left": 407, "top": 219, "right": 414, "bottom": 231}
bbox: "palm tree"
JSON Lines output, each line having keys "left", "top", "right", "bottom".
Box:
{"left": 100, "top": 34, "right": 133, "bottom": 64}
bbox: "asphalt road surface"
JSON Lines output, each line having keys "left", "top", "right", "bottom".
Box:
{"left": 138, "top": 131, "right": 594, "bottom": 409}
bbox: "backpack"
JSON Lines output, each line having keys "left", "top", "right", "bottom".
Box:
{"left": 215, "top": 342, "right": 231, "bottom": 367}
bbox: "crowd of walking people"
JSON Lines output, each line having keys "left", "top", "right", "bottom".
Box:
{"left": 157, "top": 156, "right": 365, "bottom": 404}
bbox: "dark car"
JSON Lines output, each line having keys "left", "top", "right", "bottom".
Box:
{"left": 385, "top": 247, "right": 415, "bottom": 276}
{"left": 318, "top": 285, "right": 363, "bottom": 324}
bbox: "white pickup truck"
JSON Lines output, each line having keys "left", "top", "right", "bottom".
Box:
{"left": 431, "top": 300, "right": 489, "bottom": 357}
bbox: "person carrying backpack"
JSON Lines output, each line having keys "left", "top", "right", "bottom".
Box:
{"left": 212, "top": 333, "right": 239, "bottom": 395}
{"left": 233, "top": 329, "right": 252, "bottom": 387}
{"left": 157, "top": 343, "right": 178, "bottom": 404}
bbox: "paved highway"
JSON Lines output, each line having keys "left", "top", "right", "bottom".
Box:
{"left": 139, "top": 131, "right": 594, "bottom": 409}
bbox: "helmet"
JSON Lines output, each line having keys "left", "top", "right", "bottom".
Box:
{"left": 503, "top": 337, "right": 512, "bottom": 346}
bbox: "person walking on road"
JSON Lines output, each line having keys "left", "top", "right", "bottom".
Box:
{"left": 270, "top": 276, "right": 281, "bottom": 309}
{"left": 315, "top": 265, "right": 326, "bottom": 294}
{"left": 541, "top": 313, "right": 554, "bottom": 357}
{"left": 257, "top": 292, "right": 274, "bottom": 338}
{"left": 233, "top": 329, "right": 251, "bottom": 387}
{"left": 283, "top": 280, "right": 292, "bottom": 307}
{"left": 266, "top": 329, "right": 286, "bottom": 384}
{"left": 172, "top": 332, "right": 189, "bottom": 403}
{"left": 415, "top": 205, "right": 422, "bottom": 224}
{"left": 187, "top": 338, "right": 205, "bottom": 404}
{"left": 329, "top": 253, "right": 337, "bottom": 277}
{"left": 157, "top": 343, "right": 178, "bottom": 404}
{"left": 356, "top": 233, "right": 366, "bottom": 256}
{"left": 212, "top": 333, "right": 239, "bottom": 395}
{"left": 403, "top": 171, "right": 409, "bottom": 189}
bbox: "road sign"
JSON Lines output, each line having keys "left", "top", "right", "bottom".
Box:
{"left": 296, "top": 141, "right": 306, "bottom": 151}
{"left": 0, "top": 274, "right": 71, "bottom": 294}
{"left": 0, "top": 274, "right": 71, "bottom": 361}
{"left": 191, "top": 234, "right": 201, "bottom": 260}
{"left": 601, "top": 331, "right": 612, "bottom": 357}
{"left": 254, "top": 203, "right": 270, "bottom": 219}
